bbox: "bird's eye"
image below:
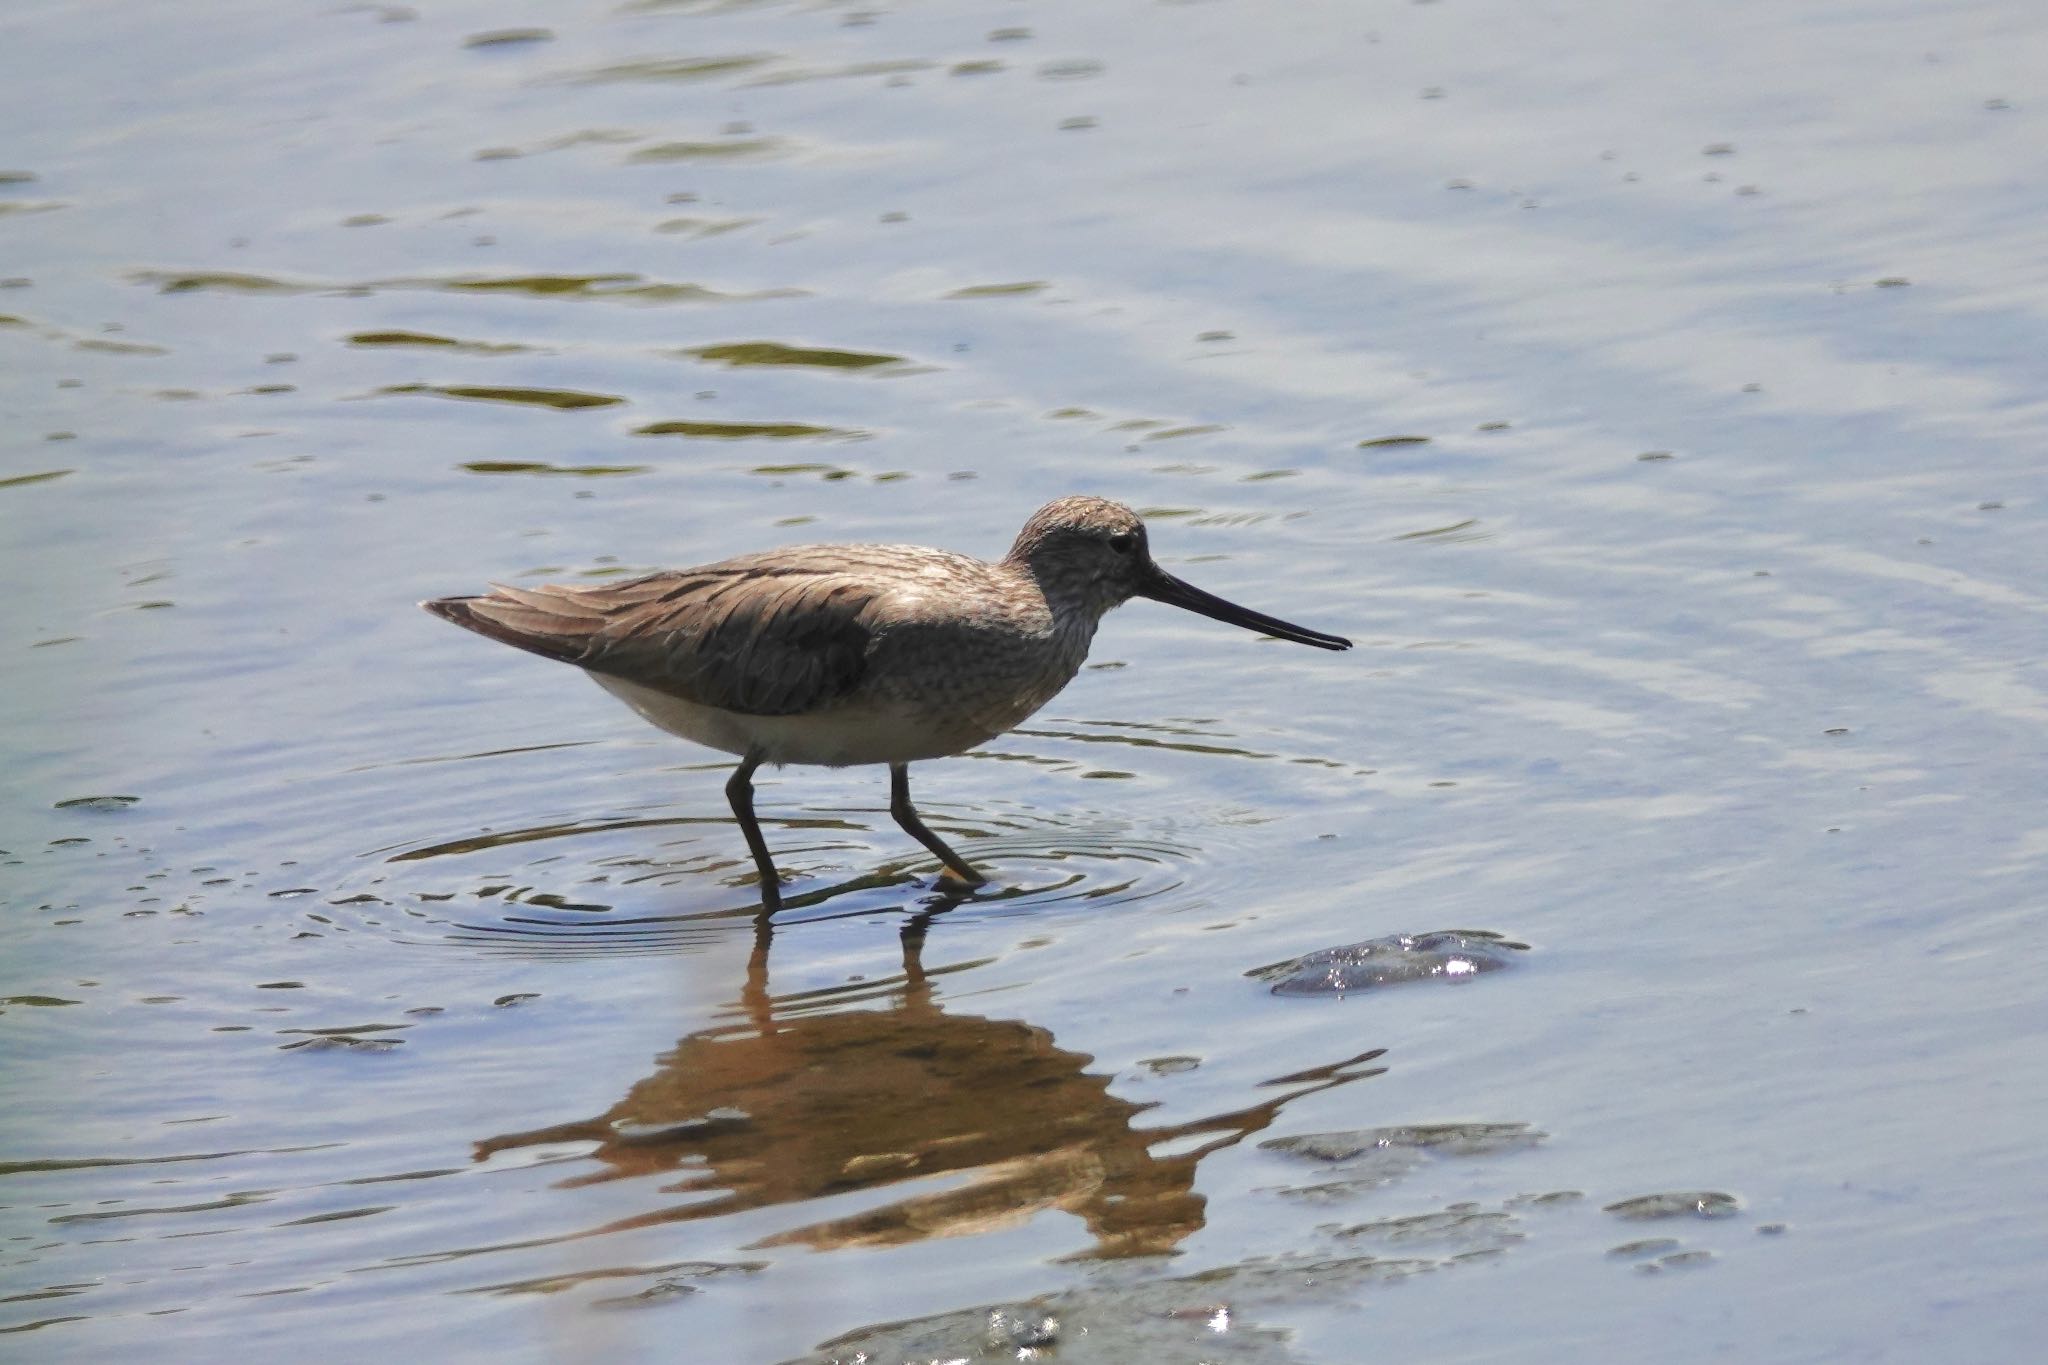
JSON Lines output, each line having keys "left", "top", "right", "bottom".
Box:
{"left": 1108, "top": 532, "right": 1137, "bottom": 554}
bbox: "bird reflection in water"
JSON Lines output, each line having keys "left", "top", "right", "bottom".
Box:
{"left": 474, "top": 911, "right": 1386, "bottom": 1259}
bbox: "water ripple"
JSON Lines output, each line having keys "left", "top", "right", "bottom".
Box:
{"left": 308, "top": 798, "right": 1232, "bottom": 958}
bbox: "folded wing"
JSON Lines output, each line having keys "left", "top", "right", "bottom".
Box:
{"left": 422, "top": 560, "right": 874, "bottom": 717}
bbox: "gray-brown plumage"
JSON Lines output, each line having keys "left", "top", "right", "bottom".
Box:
{"left": 424, "top": 496, "right": 1350, "bottom": 912}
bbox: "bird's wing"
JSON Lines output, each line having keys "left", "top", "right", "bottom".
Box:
{"left": 422, "top": 556, "right": 879, "bottom": 716}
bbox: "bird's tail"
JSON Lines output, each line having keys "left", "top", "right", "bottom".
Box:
{"left": 420, "top": 589, "right": 595, "bottom": 665}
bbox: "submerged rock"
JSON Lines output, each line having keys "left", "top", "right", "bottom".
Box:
{"left": 54, "top": 794, "right": 140, "bottom": 812}
{"left": 1259, "top": 1122, "right": 1546, "bottom": 1201}
{"left": 1264, "top": 1121, "right": 1545, "bottom": 1165}
{"left": 1603, "top": 1191, "right": 1741, "bottom": 1221}
{"left": 1249, "top": 930, "right": 1528, "bottom": 997}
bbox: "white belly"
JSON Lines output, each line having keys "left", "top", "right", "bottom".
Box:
{"left": 587, "top": 673, "right": 991, "bottom": 768}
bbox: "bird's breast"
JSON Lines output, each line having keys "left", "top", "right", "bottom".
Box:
{"left": 863, "top": 607, "right": 1097, "bottom": 742}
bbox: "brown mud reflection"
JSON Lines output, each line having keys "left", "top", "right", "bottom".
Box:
{"left": 475, "top": 914, "right": 1386, "bottom": 1259}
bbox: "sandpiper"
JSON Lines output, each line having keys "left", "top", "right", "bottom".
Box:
{"left": 423, "top": 495, "right": 1350, "bottom": 910}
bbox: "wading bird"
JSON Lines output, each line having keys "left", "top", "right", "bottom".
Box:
{"left": 424, "top": 496, "right": 1349, "bottom": 911}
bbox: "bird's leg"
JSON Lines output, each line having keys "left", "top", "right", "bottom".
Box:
{"left": 726, "top": 752, "right": 783, "bottom": 913}
{"left": 889, "top": 763, "right": 986, "bottom": 886}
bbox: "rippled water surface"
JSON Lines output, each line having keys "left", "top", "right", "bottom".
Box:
{"left": 6, "top": 0, "right": 2048, "bottom": 1360}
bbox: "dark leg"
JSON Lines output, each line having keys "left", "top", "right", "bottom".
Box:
{"left": 889, "top": 763, "right": 985, "bottom": 886}
{"left": 726, "top": 752, "right": 782, "bottom": 913}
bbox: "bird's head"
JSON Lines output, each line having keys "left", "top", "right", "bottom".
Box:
{"left": 1006, "top": 496, "right": 1351, "bottom": 650}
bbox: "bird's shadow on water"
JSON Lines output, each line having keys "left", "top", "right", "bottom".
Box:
{"left": 465, "top": 909, "right": 1391, "bottom": 1264}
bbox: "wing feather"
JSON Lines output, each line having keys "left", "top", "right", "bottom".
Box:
{"left": 422, "top": 558, "right": 877, "bottom": 716}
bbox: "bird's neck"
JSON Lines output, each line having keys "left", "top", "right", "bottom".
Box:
{"left": 1010, "top": 554, "right": 1122, "bottom": 628}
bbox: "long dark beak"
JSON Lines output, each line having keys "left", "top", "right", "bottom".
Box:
{"left": 1137, "top": 565, "right": 1352, "bottom": 650}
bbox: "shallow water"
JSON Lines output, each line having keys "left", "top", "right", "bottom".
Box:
{"left": 5, "top": 0, "right": 2048, "bottom": 1360}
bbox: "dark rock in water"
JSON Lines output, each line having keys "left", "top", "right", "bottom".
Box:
{"left": 278, "top": 1034, "right": 403, "bottom": 1054}
{"left": 1258, "top": 1122, "right": 1546, "bottom": 1202}
{"left": 1603, "top": 1191, "right": 1741, "bottom": 1221}
{"left": 1263, "top": 1121, "right": 1545, "bottom": 1165}
{"left": 1249, "top": 930, "right": 1528, "bottom": 997}
{"left": 54, "top": 794, "right": 141, "bottom": 812}
{"left": 594, "top": 1279, "right": 699, "bottom": 1309}
{"left": 1608, "top": 1237, "right": 1683, "bottom": 1259}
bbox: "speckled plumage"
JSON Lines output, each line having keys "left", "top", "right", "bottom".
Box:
{"left": 424, "top": 496, "right": 1349, "bottom": 911}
